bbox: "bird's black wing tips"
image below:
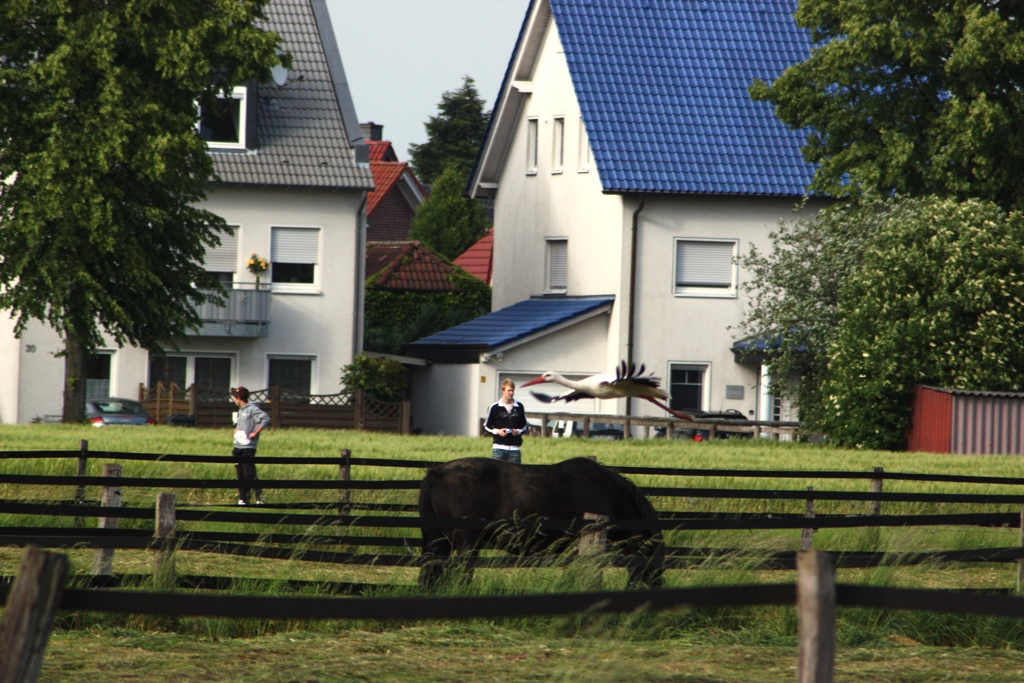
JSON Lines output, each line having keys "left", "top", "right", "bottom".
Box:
{"left": 530, "top": 391, "right": 558, "bottom": 403}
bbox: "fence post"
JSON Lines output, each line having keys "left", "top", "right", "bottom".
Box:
{"left": 623, "top": 417, "right": 631, "bottom": 440}
{"left": 270, "top": 386, "right": 281, "bottom": 428}
{"left": 540, "top": 414, "right": 549, "bottom": 438}
{"left": 796, "top": 549, "right": 835, "bottom": 683}
{"left": 1017, "top": 507, "right": 1024, "bottom": 594}
{"left": 401, "top": 400, "right": 412, "bottom": 435}
{"left": 578, "top": 512, "right": 610, "bottom": 590}
{"left": 708, "top": 423, "right": 717, "bottom": 441}
{"left": 867, "top": 467, "right": 883, "bottom": 547}
{"left": 73, "top": 440, "right": 89, "bottom": 529}
{"left": 801, "top": 486, "right": 815, "bottom": 552}
{"left": 0, "top": 547, "right": 69, "bottom": 683}
{"left": 91, "top": 464, "right": 123, "bottom": 576}
{"left": 354, "top": 389, "right": 364, "bottom": 431}
{"left": 583, "top": 416, "right": 591, "bottom": 438}
{"left": 667, "top": 419, "right": 676, "bottom": 439}
{"left": 338, "top": 449, "right": 352, "bottom": 512}
{"left": 189, "top": 383, "right": 198, "bottom": 418}
{"left": 153, "top": 492, "right": 176, "bottom": 590}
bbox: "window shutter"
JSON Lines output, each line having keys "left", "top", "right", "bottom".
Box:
{"left": 272, "top": 227, "right": 320, "bottom": 264}
{"left": 548, "top": 240, "right": 567, "bottom": 290}
{"left": 204, "top": 227, "right": 238, "bottom": 272}
{"left": 675, "top": 241, "right": 734, "bottom": 287}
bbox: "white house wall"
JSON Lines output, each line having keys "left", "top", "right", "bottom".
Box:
{"left": 0, "top": 184, "right": 364, "bottom": 424}
{"left": 408, "top": 362, "right": 481, "bottom": 436}
{"left": 630, "top": 195, "right": 825, "bottom": 419}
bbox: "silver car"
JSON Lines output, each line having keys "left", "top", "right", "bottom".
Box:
{"left": 86, "top": 398, "right": 156, "bottom": 427}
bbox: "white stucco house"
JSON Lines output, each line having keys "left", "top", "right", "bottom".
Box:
{"left": 0, "top": 0, "right": 373, "bottom": 424}
{"left": 402, "top": 0, "right": 826, "bottom": 436}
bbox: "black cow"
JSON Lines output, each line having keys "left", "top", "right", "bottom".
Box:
{"left": 417, "top": 457, "right": 664, "bottom": 588}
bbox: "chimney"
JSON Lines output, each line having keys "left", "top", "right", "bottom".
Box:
{"left": 360, "top": 122, "right": 383, "bottom": 142}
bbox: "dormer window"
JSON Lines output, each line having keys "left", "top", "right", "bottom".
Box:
{"left": 199, "top": 86, "right": 248, "bottom": 150}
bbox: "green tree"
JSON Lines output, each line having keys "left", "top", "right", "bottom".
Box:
{"left": 750, "top": 1, "right": 1024, "bottom": 209}
{"left": 0, "top": 0, "right": 284, "bottom": 421}
{"left": 408, "top": 76, "right": 490, "bottom": 185}
{"left": 740, "top": 197, "right": 1024, "bottom": 450}
{"left": 408, "top": 163, "right": 490, "bottom": 260}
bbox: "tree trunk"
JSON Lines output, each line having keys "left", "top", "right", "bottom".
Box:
{"left": 62, "top": 332, "right": 87, "bottom": 424}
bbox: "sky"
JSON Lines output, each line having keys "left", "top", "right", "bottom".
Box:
{"left": 326, "top": 0, "right": 532, "bottom": 162}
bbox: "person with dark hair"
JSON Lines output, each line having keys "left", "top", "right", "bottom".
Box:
{"left": 483, "top": 378, "right": 528, "bottom": 464}
{"left": 230, "top": 386, "right": 271, "bottom": 506}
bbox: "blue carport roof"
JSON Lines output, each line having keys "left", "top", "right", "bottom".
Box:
{"left": 404, "top": 295, "right": 614, "bottom": 362}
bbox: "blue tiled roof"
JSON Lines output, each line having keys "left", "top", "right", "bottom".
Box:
{"left": 405, "top": 296, "right": 614, "bottom": 355}
{"left": 550, "top": 0, "right": 816, "bottom": 196}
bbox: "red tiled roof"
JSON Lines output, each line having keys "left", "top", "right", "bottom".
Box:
{"left": 367, "top": 161, "right": 409, "bottom": 215}
{"left": 453, "top": 227, "right": 494, "bottom": 285}
{"left": 366, "top": 140, "right": 398, "bottom": 162}
{"left": 365, "top": 241, "right": 457, "bottom": 292}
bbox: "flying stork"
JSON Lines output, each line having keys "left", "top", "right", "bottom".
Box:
{"left": 520, "top": 361, "right": 693, "bottom": 420}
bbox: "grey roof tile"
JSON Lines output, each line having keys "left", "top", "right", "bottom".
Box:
{"left": 210, "top": 0, "right": 373, "bottom": 190}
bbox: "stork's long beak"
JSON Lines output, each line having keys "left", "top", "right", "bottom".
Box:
{"left": 520, "top": 376, "right": 546, "bottom": 388}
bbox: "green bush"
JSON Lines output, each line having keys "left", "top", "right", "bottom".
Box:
{"left": 340, "top": 354, "right": 407, "bottom": 402}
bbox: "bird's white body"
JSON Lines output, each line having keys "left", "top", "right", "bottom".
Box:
{"left": 520, "top": 361, "right": 691, "bottom": 420}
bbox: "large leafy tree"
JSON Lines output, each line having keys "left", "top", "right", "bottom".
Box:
{"left": 751, "top": 0, "right": 1024, "bottom": 209}
{"left": 408, "top": 163, "right": 490, "bottom": 261}
{"left": 0, "top": 0, "right": 284, "bottom": 421}
{"left": 408, "top": 76, "right": 490, "bottom": 185}
{"left": 740, "top": 197, "right": 1024, "bottom": 449}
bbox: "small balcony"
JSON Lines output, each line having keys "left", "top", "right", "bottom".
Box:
{"left": 191, "top": 285, "right": 270, "bottom": 338}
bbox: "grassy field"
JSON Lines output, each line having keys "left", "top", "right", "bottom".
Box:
{"left": 4, "top": 424, "right": 1024, "bottom": 681}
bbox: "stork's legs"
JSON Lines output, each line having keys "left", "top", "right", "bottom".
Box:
{"left": 644, "top": 396, "right": 693, "bottom": 421}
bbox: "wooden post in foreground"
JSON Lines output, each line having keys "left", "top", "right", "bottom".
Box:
{"left": 91, "top": 464, "right": 123, "bottom": 576}
{"left": 153, "top": 492, "right": 176, "bottom": 590}
{"left": 1017, "top": 507, "right": 1024, "bottom": 594}
{"left": 800, "top": 486, "right": 815, "bottom": 552}
{"left": 796, "top": 549, "right": 835, "bottom": 683}
{"left": 578, "top": 512, "right": 610, "bottom": 590}
{"left": 0, "top": 547, "right": 69, "bottom": 683}
{"left": 338, "top": 449, "right": 352, "bottom": 512}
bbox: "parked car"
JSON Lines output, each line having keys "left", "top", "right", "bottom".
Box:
{"left": 86, "top": 398, "right": 156, "bottom": 427}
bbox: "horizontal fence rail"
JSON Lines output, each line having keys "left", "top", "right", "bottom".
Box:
{"left": 9, "top": 448, "right": 1024, "bottom": 487}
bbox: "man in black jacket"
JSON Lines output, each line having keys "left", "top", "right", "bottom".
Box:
{"left": 483, "top": 378, "right": 529, "bottom": 464}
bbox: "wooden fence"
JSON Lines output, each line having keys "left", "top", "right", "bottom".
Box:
{"left": 139, "top": 383, "right": 411, "bottom": 434}
{"left": 5, "top": 545, "right": 1024, "bottom": 683}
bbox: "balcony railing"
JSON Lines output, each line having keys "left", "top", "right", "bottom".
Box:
{"left": 191, "top": 285, "right": 270, "bottom": 338}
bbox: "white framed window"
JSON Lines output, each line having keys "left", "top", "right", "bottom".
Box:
{"left": 526, "top": 118, "right": 539, "bottom": 174}
{"left": 268, "top": 355, "right": 316, "bottom": 395}
{"left": 577, "top": 116, "right": 591, "bottom": 172}
{"left": 86, "top": 352, "right": 113, "bottom": 399}
{"left": 148, "top": 354, "right": 234, "bottom": 394}
{"left": 198, "top": 86, "right": 248, "bottom": 150}
{"left": 552, "top": 117, "right": 565, "bottom": 173}
{"left": 271, "top": 226, "right": 321, "bottom": 293}
{"left": 545, "top": 238, "right": 568, "bottom": 292}
{"left": 674, "top": 238, "right": 738, "bottom": 298}
{"left": 669, "top": 364, "right": 709, "bottom": 412}
{"left": 204, "top": 225, "right": 238, "bottom": 287}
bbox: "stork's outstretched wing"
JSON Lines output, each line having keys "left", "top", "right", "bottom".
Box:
{"left": 530, "top": 390, "right": 590, "bottom": 404}
{"left": 612, "top": 360, "right": 663, "bottom": 390}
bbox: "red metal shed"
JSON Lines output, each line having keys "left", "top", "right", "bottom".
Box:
{"left": 907, "top": 385, "right": 1024, "bottom": 455}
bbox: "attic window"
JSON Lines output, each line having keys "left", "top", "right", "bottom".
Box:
{"left": 198, "top": 86, "right": 248, "bottom": 150}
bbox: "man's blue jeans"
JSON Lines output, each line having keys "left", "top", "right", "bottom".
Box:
{"left": 491, "top": 448, "right": 521, "bottom": 464}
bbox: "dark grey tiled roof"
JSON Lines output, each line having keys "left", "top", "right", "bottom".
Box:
{"left": 211, "top": 0, "right": 374, "bottom": 189}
